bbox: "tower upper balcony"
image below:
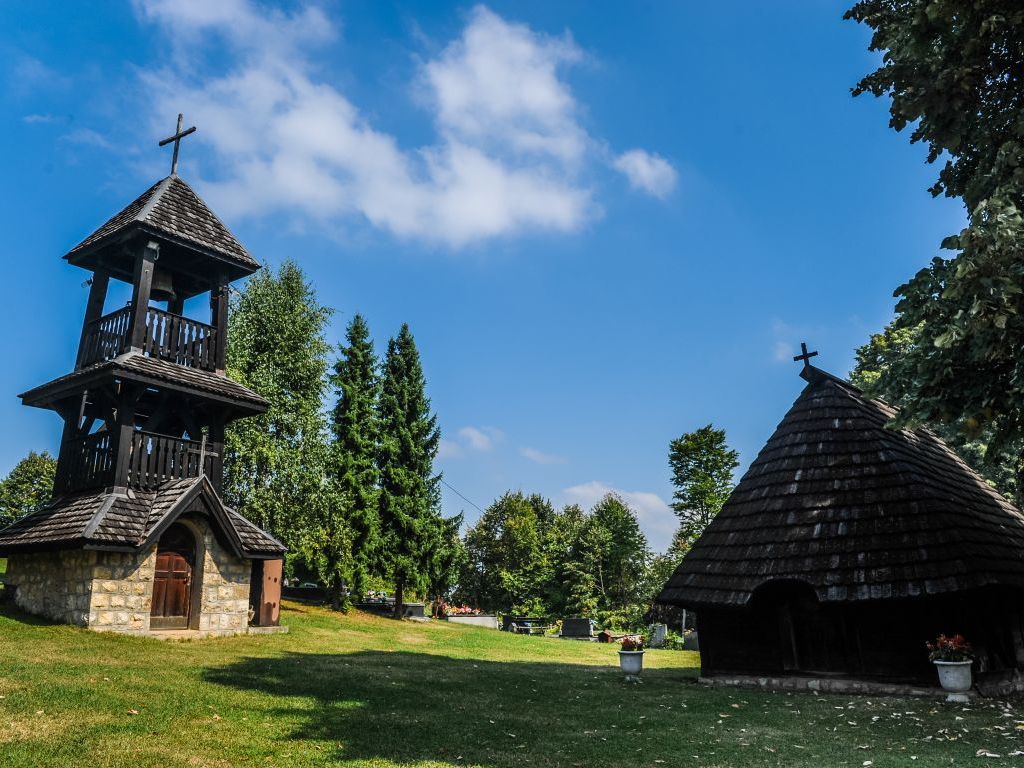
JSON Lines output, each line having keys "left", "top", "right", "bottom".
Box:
{"left": 79, "top": 304, "right": 219, "bottom": 372}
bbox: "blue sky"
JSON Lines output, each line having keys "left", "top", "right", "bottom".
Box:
{"left": 0, "top": 1, "right": 964, "bottom": 550}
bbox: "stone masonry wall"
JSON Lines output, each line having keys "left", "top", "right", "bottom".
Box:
{"left": 194, "top": 517, "right": 252, "bottom": 635}
{"left": 6, "top": 550, "right": 97, "bottom": 626}
{"left": 5, "top": 515, "right": 253, "bottom": 636}
{"left": 87, "top": 549, "right": 155, "bottom": 634}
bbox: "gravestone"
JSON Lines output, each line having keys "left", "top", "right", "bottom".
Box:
{"left": 649, "top": 623, "right": 668, "bottom": 648}
{"left": 561, "top": 617, "right": 595, "bottom": 639}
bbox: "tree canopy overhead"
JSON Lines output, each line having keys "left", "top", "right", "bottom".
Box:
{"left": 846, "top": 0, "right": 1024, "bottom": 495}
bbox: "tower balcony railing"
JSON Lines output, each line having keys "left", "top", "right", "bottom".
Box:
{"left": 55, "top": 429, "right": 218, "bottom": 494}
{"left": 78, "top": 305, "right": 219, "bottom": 372}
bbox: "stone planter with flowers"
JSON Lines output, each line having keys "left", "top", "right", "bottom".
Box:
{"left": 619, "top": 635, "right": 645, "bottom": 681}
{"left": 927, "top": 634, "right": 974, "bottom": 702}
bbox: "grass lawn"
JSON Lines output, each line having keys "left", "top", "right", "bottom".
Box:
{"left": 1, "top": 604, "right": 1023, "bottom": 767}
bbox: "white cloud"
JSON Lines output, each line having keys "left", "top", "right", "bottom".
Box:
{"left": 563, "top": 480, "right": 676, "bottom": 552}
{"left": 612, "top": 149, "right": 677, "bottom": 198}
{"left": 520, "top": 446, "right": 566, "bottom": 465}
{"left": 458, "top": 426, "right": 503, "bottom": 452}
{"left": 773, "top": 340, "right": 794, "bottom": 362}
{"left": 438, "top": 439, "right": 464, "bottom": 459}
{"left": 132, "top": 1, "right": 673, "bottom": 247}
{"left": 62, "top": 128, "right": 115, "bottom": 151}
{"left": 23, "top": 113, "right": 59, "bottom": 124}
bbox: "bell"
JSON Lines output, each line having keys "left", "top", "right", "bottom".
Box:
{"left": 150, "top": 266, "right": 176, "bottom": 303}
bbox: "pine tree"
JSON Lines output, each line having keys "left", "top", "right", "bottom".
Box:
{"left": 329, "top": 314, "right": 381, "bottom": 599}
{"left": 377, "top": 324, "right": 441, "bottom": 618}
{"left": 223, "top": 260, "right": 332, "bottom": 553}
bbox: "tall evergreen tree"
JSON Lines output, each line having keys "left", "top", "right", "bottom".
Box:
{"left": 0, "top": 451, "right": 56, "bottom": 528}
{"left": 377, "top": 324, "right": 442, "bottom": 617}
{"left": 223, "top": 259, "right": 332, "bottom": 553}
{"left": 329, "top": 313, "right": 381, "bottom": 598}
{"left": 425, "top": 512, "right": 467, "bottom": 611}
{"left": 668, "top": 424, "right": 739, "bottom": 546}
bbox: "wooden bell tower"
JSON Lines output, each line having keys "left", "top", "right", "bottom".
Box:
{"left": 21, "top": 116, "right": 268, "bottom": 497}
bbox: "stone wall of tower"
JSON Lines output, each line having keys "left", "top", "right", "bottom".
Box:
{"left": 193, "top": 516, "right": 253, "bottom": 634}
{"left": 4, "top": 515, "right": 258, "bottom": 637}
{"left": 5, "top": 550, "right": 98, "bottom": 626}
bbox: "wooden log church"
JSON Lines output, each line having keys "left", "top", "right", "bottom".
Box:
{"left": 0, "top": 117, "right": 286, "bottom": 636}
{"left": 658, "top": 349, "right": 1024, "bottom": 691}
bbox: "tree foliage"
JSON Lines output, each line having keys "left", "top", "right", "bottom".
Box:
{"left": 0, "top": 451, "right": 56, "bottom": 528}
{"left": 328, "top": 313, "right": 381, "bottom": 599}
{"left": 460, "top": 492, "right": 555, "bottom": 613}
{"left": 668, "top": 425, "right": 739, "bottom": 545}
{"left": 457, "top": 491, "right": 651, "bottom": 625}
{"left": 223, "top": 259, "right": 332, "bottom": 554}
{"left": 851, "top": 321, "right": 1020, "bottom": 501}
{"left": 846, "top": 0, "right": 1024, "bottom": 497}
{"left": 377, "top": 324, "right": 442, "bottom": 616}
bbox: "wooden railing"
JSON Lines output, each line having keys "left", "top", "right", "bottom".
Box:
{"left": 79, "top": 306, "right": 219, "bottom": 371}
{"left": 127, "top": 430, "right": 217, "bottom": 490}
{"left": 54, "top": 429, "right": 218, "bottom": 493}
{"left": 54, "top": 431, "right": 115, "bottom": 493}
{"left": 142, "top": 307, "right": 218, "bottom": 371}
{"left": 78, "top": 307, "right": 132, "bottom": 367}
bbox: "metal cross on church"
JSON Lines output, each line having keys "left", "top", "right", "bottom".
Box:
{"left": 793, "top": 341, "right": 819, "bottom": 368}
{"left": 159, "top": 113, "right": 197, "bottom": 175}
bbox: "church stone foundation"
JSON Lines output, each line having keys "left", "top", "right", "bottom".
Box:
{"left": 5, "top": 516, "right": 256, "bottom": 637}
{"left": 193, "top": 518, "right": 252, "bottom": 634}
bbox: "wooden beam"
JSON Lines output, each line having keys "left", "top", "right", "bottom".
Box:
{"left": 75, "top": 270, "right": 109, "bottom": 369}
{"left": 128, "top": 242, "right": 159, "bottom": 351}
{"left": 112, "top": 384, "right": 140, "bottom": 488}
{"left": 210, "top": 274, "right": 229, "bottom": 374}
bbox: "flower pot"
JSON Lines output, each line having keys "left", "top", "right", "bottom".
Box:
{"left": 934, "top": 660, "right": 973, "bottom": 702}
{"left": 619, "top": 650, "right": 644, "bottom": 680}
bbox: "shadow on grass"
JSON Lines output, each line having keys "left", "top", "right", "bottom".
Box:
{"left": 205, "top": 650, "right": 698, "bottom": 766}
{"left": 0, "top": 602, "right": 62, "bottom": 627}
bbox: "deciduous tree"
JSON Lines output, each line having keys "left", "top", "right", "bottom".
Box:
{"left": 0, "top": 451, "right": 56, "bottom": 528}
{"left": 223, "top": 260, "right": 332, "bottom": 554}
{"left": 846, "top": 0, "right": 1024, "bottom": 498}
{"left": 668, "top": 425, "right": 739, "bottom": 546}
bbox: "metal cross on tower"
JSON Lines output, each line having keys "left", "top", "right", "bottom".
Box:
{"left": 793, "top": 341, "right": 819, "bottom": 369}
{"left": 158, "top": 113, "right": 197, "bottom": 176}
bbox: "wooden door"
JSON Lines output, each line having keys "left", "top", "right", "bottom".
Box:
{"left": 150, "top": 524, "right": 195, "bottom": 629}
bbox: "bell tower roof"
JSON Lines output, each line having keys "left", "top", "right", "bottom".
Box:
{"left": 64, "top": 175, "right": 259, "bottom": 294}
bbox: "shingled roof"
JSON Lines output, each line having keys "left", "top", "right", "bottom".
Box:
{"left": 64, "top": 175, "right": 258, "bottom": 273}
{"left": 19, "top": 351, "right": 268, "bottom": 413}
{"left": 657, "top": 366, "right": 1024, "bottom": 609}
{"left": 0, "top": 476, "right": 284, "bottom": 559}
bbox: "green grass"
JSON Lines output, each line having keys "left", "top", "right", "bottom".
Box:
{"left": 0, "top": 603, "right": 1022, "bottom": 767}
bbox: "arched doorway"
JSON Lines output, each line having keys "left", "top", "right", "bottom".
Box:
{"left": 150, "top": 523, "right": 197, "bottom": 630}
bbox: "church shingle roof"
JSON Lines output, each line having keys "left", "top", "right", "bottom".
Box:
{"left": 0, "top": 476, "right": 284, "bottom": 558}
{"left": 64, "top": 175, "right": 259, "bottom": 273}
{"left": 657, "top": 367, "right": 1024, "bottom": 609}
{"left": 19, "top": 351, "right": 268, "bottom": 412}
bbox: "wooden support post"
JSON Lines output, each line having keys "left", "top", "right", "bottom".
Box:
{"left": 112, "top": 386, "right": 140, "bottom": 489}
{"left": 208, "top": 419, "right": 225, "bottom": 492}
{"left": 129, "top": 242, "right": 159, "bottom": 352}
{"left": 167, "top": 295, "right": 184, "bottom": 316}
{"left": 75, "top": 270, "right": 110, "bottom": 369}
{"left": 210, "top": 275, "right": 228, "bottom": 374}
